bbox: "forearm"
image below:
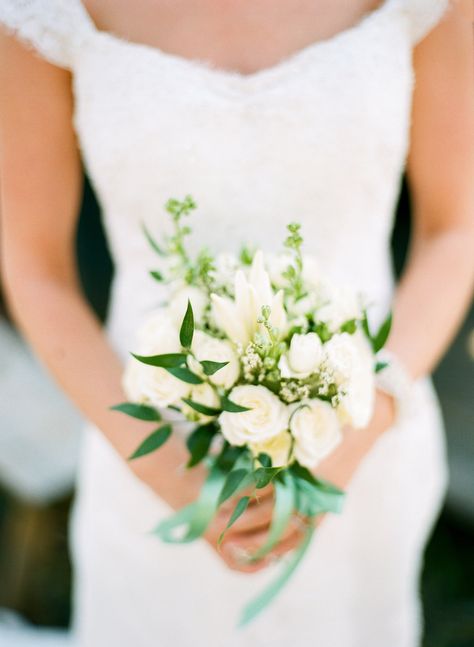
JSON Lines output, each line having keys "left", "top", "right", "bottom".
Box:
{"left": 387, "top": 224, "right": 474, "bottom": 379}
{"left": 318, "top": 224, "right": 474, "bottom": 488}
{"left": 3, "top": 269, "right": 195, "bottom": 503}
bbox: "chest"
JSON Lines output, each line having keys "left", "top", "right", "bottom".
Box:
{"left": 83, "top": 0, "right": 385, "bottom": 75}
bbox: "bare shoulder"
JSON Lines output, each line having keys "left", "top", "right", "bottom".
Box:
{"left": 408, "top": 0, "right": 474, "bottom": 229}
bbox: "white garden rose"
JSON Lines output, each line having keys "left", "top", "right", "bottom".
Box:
{"left": 181, "top": 382, "right": 220, "bottom": 423}
{"left": 219, "top": 385, "right": 289, "bottom": 446}
{"left": 123, "top": 310, "right": 191, "bottom": 408}
{"left": 337, "top": 332, "right": 375, "bottom": 429}
{"left": 323, "top": 331, "right": 363, "bottom": 384}
{"left": 168, "top": 284, "right": 209, "bottom": 325}
{"left": 290, "top": 399, "right": 342, "bottom": 469}
{"left": 134, "top": 309, "right": 180, "bottom": 354}
{"left": 122, "top": 359, "right": 190, "bottom": 409}
{"left": 315, "top": 281, "right": 362, "bottom": 332}
{"left": 324, "top": 332, "right": 375, "bottom": 429}
{"left": 278, "top": 333, "right": 323, "bottom": 379}
{"left": 250, "top": 430, "right": 293, "bottom": 468}
{"left": 192, "top": 330, "right": 240, "bottom": 389}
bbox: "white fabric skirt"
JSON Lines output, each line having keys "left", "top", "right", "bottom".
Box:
{"left": 70, "top": 378, "right": 448, "bottom": 647}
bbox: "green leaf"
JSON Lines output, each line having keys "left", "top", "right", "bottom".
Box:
{"left": 218, "top": 468, "right": 250, "bottom": 506}
{"left": 292, "top": 466, "right": 345, "bottom": 516}
{"left": 132, "top": 352, "right": 187, "bottom": 368}
{"left": 248, "top": 474, "right": 295, "bottom": 562}
{"left": 141, "top": 222, "right": 166, "bottom": 256}
{"left": 372, "top": 312, "right": 392, "bottom": 353}
{"left": 110, "top": 402, "right": 161, "bottom": 422}
{"left": 313, "top": 321, "right": 332, "bottom": 343}
{"left": 215, "top": 443, "right": 247, "bottom": 472}
{"left": 200, "top": 360, "right": 229, "bottom": 376}
{"left": 186, "top": 424, "right": 217, "bottom": 467}
{"left": 290, "top": 461, "right": 318, "bottom": 486}
{"left": 257, "top": 453, "right": 272, "bottom": 468}
{"left": 252, "top": 467, "right": 282, "bottom": 489}
{"left": 149, "top": 270, "right": 164, "bottom": 282}
{"left": 340, "top": 318, "right": 357, "bottom": 334}
{"left": 167, "top": 366, "right": 203, "bottom": 384}
{"left": 361, "top": 309, "right": 371, "bottom": 340}
{"left": 179, "top": 300, "right": 194, "bottom": 348}
{"left": 238, "top": 523, "right": 315, "bottom": 627}
{"left": 182, "top": 398, "right": 221, "bottom": 417}
{"left": 217, "top": 496, "right": 251, "bottom": 546}
{"left": 375, "top": 360, "right": 389, "bottom": 373}
{"left": 220, "top": 395, "right": 251, "bottom": 413}
{"left": 128, "top": 424, "right": 172, "bottom": 460}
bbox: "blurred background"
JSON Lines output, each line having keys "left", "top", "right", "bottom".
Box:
{"left": 0, "top": 173, "right": 473, "bottom": 647}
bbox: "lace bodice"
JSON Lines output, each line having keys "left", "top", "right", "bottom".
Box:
{"left": 1, "top": 0, "right": 451, "bottom": 358}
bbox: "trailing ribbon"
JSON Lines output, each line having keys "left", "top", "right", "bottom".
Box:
{"left": 238, "top": 475, "right": 345, "bottom": 627}
{"left": 238, "top": 522, "right": 316, "bottom": 627}
{"left": 248, "top": 472, "right": 296, "bottom": 562}
{"left": 154, "top": 463, "right": 226, "bottom": 543}
{"left": 154, "top": 458, "right": 346, "bottom": 627}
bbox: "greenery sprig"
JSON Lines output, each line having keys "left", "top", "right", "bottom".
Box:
{"left": 282, "top": 222, "right": 306, "bottom": 302}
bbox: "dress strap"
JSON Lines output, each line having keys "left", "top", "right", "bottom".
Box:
{"left": 0, "top": 0, "right": 95, "bottom": 70}
{"left": 399, "top": 0, "right": 452, "bottom": 45}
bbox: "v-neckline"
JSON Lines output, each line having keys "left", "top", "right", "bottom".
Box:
{"left": 76, "top": 0, "right": 397, "bottom": 84}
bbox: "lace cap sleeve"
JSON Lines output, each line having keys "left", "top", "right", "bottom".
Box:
{"left": 403, "top": 0, "right": 452, "bottom": 46}
{"left": 0, "top": 0, "right": 94, "bottom": 70}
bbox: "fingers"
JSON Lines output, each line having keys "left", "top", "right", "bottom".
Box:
{"left": 215, "top": 516, "right": 308, "bottom": 574}
{"left": 210, "top": 486, "right": 275, "bottom": 537}
{"left": 224, "top": 495, "right": 275, "bottom": 533}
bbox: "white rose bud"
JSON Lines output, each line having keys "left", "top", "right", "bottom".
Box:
{"left": 219, "top": 385, "right": 289, "bottom": 446}
{"left": 290, "top": 399, "right": 342, "bottom": 469}
{"left": 323, "top": 332, "right": 375, "bottom": 429}
{"left": 250, "top": 430, "right": 293, "bottom": 468}
{"left": 279, "top": 333, "right": 323, "bottom": 378}
{"left": 334, "top": 332, "right": 375, "bottom": 429}
{"left": 192, "top": 330, "right": 240, "bottom": 389}
{"left": 323, "top": 332, "right": 360, "bottom": 384}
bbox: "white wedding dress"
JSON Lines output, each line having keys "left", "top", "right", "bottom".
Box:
{"left": 1, "top": 1, "right": 451, "bottom": 645}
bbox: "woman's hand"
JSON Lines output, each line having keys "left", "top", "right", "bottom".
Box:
{"left": 131, "top": 438, "right": 306, "bottom": 573}
{"left": 205, "top": 485, "right": 307, "bottom": 573}
{"left": 315, "top": 390, "right": 396, "bottom": 489}
{"left": 159, "top": 390, "right": 395, "bottom": 575}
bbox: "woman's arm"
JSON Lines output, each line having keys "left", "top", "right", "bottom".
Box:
{"left": 0, "top": 33, "right": 206, "bottom": 511}
{"left": 388, "top": 0, "right": 474, "bottom": 377}
{"left": 0, "top": 32, "right": 295, "bottom": 573}
{"left": 316, "top": 0, "right": 474, "bottom": 489}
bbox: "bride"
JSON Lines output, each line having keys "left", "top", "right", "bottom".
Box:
{"left": 0, "top": 1, "right": 473, "bottom": 645}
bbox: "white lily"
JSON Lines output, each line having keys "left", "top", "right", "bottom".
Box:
{"left": 211, "top": 250, "right": 287, "bottom": 346}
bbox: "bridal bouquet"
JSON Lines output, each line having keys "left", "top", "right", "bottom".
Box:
{"left": 113, "top": 196, "right": 392, "bottom": 625}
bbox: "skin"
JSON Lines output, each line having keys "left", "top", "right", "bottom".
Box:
{"left": 0, "top": 0, "right": 473, "bottom": 574}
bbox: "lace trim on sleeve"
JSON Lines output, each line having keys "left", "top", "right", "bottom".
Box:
{"left": 0, "top": 0, "right": 93, "bottom": 70}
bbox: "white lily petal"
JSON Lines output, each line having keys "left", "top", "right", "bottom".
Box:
{"left": 234, "top": 270, "right": 259, "bottom": 342}
{"left": 249, "top": 250, "right": 273, "bottom": 305}
{"left": 269, "top": 290, "right": 288, "bottom": 337}
{"left": 211, "top": 293, "right": 249, "bottom": 345}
